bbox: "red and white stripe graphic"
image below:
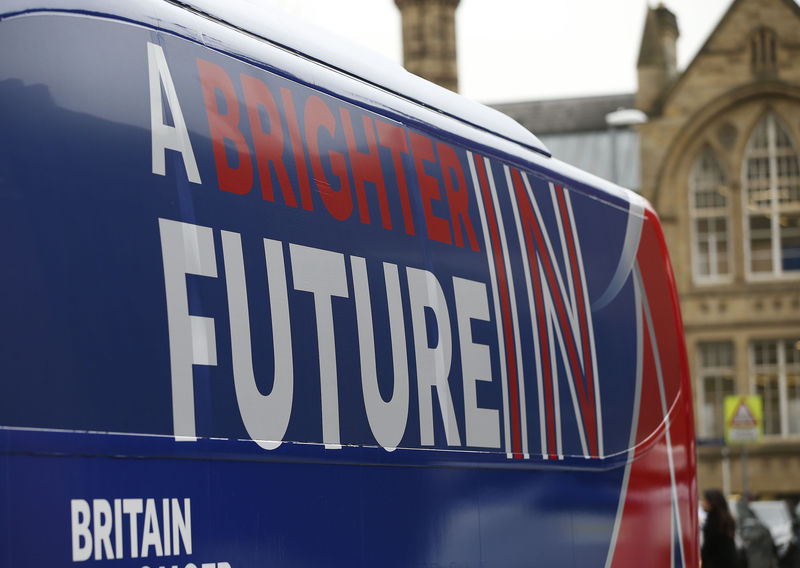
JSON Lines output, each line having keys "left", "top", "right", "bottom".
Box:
{"left": 507, "top": 167, "right": 602, "bottom": 460}
{"left": 467, "top": 151, "right": 525, "bottom": 459}
{"left": 467, "top": 153, "right": 601, "bottom": 460}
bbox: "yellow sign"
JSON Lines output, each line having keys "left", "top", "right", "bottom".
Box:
{"left": 724, "top": 395, "right": 763, "bottom": 445}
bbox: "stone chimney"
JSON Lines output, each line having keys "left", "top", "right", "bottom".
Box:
{"left": 636, "top": 3, "right": 679, "bottom": 115}
{"left": 395, "top": 0, "right": 460, "bottom": 92}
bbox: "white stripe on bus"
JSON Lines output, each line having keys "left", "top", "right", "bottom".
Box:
{"left": 466, "top": 151, "right": 512, "bottom": 458}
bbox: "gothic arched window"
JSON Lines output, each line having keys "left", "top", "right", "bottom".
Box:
{"left": 742, "top": 112, "right": 800, "bottom": 277}
{"left": 689, "top": 147, "right": 731, "bottom": 281}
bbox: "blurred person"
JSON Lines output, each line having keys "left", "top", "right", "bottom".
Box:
{"left": 737, "top": 499, "right": 778, "bottom": 568}
{"left": 702, "top": 489, "right": 739, "bottom": 568}
{"left": 782, "top": 500, "right": 800, "bottom": 568}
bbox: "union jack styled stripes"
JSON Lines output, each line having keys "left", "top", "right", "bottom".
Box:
{"left": 467, "top": 152, "right": 603, "bottom": 461}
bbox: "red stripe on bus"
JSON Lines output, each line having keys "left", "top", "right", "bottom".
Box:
{"left": 530, "top": 250, "right": 557, "bottom": 459}
{"left": 536, "top": 206, "right": 597, "bottom": 457}
{"left": 555, "top": 185, "right": 597, "bottom": 453}
{"left": 510, "top": 169, "right": 556, "bottom": 458}
{"left": 474, "top": 155, "right": 522, "bottom": 459}
{"left": 509, "top": 171, "right": 596, "bottom": 457}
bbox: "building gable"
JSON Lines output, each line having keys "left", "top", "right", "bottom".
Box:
{"left": 662, "top": 0, "right": 800, "bottom": 118}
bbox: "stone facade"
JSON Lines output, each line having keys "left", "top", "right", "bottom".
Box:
{"left": 637, "top": 0, "right": 800, "bottom": 497}
{"left": 395, "top": 0, "right": 460, "bottom": 92}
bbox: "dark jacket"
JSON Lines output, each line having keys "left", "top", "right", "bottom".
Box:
{"left": 703, "top": 510, "right": 739, "bottom": 568}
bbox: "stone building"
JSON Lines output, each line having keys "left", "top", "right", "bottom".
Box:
{"left": 636, "top": 0, "right": 800, "bottom": 497}
{"left": 395, "top": 0, "right": 460, "bottom": 92}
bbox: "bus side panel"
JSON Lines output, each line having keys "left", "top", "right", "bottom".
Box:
{"left": 2, "top": 444, "right": 638, "bottom": 567}
{"left": 0, "top": 10, "right": 696, "bottom": 568}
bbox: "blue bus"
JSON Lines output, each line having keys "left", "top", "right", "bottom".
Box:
{"left": 0, "top": 1, "right": 697, "bottom": 566}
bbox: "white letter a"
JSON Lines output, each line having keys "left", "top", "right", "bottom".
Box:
{"left": 147, "top": 42, "right": 201, "bottom": 184}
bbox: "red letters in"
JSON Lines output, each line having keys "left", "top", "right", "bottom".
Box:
{"left": 438, "top": 142, "right": 479, "bottom": 251}
{"left": 341, "top": 109, "right": 391, "bottom": 229}
{"left": 281, "top": 87, "right": 313, "bottom": 211}
{"left": 304, "top": 96, "right": 353, "bottom": 222}
{"left": 408, "top": 132, "right": 452, "bottom": 245}
{"left": 240, "top": 74, "right": 297, "bottom": 208}
{"left": 376, "top": 120, "right": 415, "bottom": 236}
{"left": 197, "top": 59, "right": 253, "bottom": 195}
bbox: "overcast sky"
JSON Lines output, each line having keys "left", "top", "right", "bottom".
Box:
{"left": 249, "top": 0, "right": 781, "bottom": 103}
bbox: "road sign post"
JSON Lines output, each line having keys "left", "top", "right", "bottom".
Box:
{"left": 724, "top": 395, "right": 763, "bottom": 496}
